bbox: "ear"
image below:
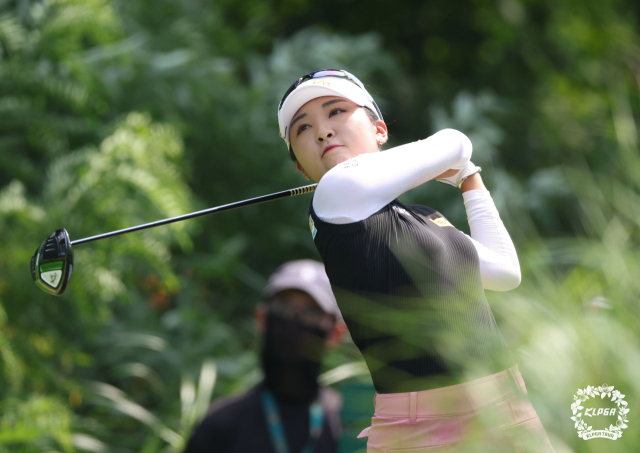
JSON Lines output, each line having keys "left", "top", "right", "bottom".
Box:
{"left": 326, "top": 320, "right": 348, "bottom": 349}
{"left": 295, "top": 161, "right": 311, "bottom": 180}
{"left": 255, "top": 303, "right": 268, "bottom": 334}
{"left": 374, "top": 119, "right": 388, "bottom": 146}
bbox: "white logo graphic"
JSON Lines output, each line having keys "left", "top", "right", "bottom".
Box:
{"left": 571, "top": 384, "right": 629, "bottom": 440}
{"left": 41, "top": 270, "right": 62, "bottom": 288}
{"left": 341, "top": 157, "right": 359, "bottom": 169}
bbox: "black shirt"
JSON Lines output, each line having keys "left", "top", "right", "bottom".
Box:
{"left": 184, "top": 384, "right": 341, "bottom": 453}
{"left": 309, "top": 199, "right": 516, "bottom": 394}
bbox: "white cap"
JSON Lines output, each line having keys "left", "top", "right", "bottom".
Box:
{"left": 263, "top": 259, "right": 342, "bottom": 319}
{"left": 278, "top": 76, "right": 380, "bottom": 145}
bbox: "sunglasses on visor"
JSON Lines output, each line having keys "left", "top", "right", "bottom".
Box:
{"left": 278, "top": 69, "right": 383, "bottom": 120}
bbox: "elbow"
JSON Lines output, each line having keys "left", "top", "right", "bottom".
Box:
{"left": 435, "top": 129, "right": 472, "bottom": 169}
{"left": 503, "top": 269, "right": 521, "bottom": 291}
{"left": 483, "top": 268, "right": 521, "bottom": 292}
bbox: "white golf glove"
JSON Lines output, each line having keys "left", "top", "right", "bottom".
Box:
{"left": 435, "top": 161, "right": 482, "bottom": 188}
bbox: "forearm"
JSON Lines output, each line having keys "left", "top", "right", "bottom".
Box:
{"left": 463, "top": 188, "right": 521, "bottom": 291}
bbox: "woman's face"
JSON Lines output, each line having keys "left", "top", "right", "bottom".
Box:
{"left": 289, "top": 96, "right": 388, "bottom": 182}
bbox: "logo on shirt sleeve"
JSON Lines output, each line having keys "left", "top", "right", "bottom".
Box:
{"left": 342, "top": 157, "right": 359, "bottom": 169}
{"left": 430, "top": 217, "right": 454, "bottom": 228}
{"left": 309, "top": 215, "right": 317, "bottom": 239}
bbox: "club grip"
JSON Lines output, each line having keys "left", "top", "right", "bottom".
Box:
{"left": 290, "top": 184, "right": 318, "bottom": 196}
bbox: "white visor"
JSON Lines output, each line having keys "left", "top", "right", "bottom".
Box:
{"left": 278, "top": 77, "right": 380, "bottom": 144}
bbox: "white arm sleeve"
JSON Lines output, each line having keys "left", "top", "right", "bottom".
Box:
{"left": 313, "top": 129, "right": 472, "bottom": 224}
{"left": 462, "top": 190, "right": 521, "bottom": 291}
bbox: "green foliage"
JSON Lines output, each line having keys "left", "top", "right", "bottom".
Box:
{"left": 0, "top": 0, "right": 122, "bottom": 193}
{"left": 1, "top": 0, "right": 640, "bottom": 451}
{"left": 0, "top": 396, "right": 73, "bottom": 452}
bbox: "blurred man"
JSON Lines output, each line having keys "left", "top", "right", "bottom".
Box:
{"left": 184, "top": 259, "right": 347, "bottom": 453}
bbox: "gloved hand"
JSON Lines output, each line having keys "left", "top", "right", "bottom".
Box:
{"left": 435, "top": 161, "right": 482, "bottom": 188}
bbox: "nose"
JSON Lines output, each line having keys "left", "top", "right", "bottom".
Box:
{"left": 316, "top": 130, "right": 334, "bottom": 143}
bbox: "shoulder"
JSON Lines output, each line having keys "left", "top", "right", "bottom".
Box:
{"left": 200, "top": 387, "right": 261, "bottom": 427}
{"left": 184, "top": 389, "right": 261, "bottom": 453}
{"left": 407, "top": 204, "right": 438, "bottom": 217}
{"left": 407, "top": 204, "right": 461, "bottom": 229}
{"left": 309, "top": 198, "right": 373, "bottom": 236}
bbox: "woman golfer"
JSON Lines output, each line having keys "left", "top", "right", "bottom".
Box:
{"left": 277, "top": 69, "right": 555, "bottom": 452}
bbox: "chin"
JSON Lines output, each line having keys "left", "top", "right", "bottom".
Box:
{"left": 331, "top": 155, "right": 349, "bottom": 165}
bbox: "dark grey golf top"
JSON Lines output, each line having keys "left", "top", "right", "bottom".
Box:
{"left": 309, "top": 199, "right": 516, "bottom": 394}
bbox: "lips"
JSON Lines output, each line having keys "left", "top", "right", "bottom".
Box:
{"left": 322, "top": 145, "right": 342, "bottom": 156}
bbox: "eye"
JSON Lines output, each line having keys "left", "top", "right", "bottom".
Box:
{"left": 296, "top": 123, "right": 310, "bottom": 136}
{"left": 329, "top": 108, "right": 344, "bottom": 117}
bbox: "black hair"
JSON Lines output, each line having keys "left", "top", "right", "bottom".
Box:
{"left": 288, "top": 106, "right": 383, "bottom": 162}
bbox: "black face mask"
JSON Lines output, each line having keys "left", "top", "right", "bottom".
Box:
{"left": 261, "top": 310, "right": 329, "bottom": 404}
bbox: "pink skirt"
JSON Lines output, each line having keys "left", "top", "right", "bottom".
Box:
{"left": 357, "top": 364, "right": 556, "bottom": 452}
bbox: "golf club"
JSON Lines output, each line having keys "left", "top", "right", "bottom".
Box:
{"left": 31, "top": 183, "right": 318, "bottom": 296}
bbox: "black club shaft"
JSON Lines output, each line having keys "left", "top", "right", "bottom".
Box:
{"left": 71, "top": 183, "right": 318, "bottom": 246}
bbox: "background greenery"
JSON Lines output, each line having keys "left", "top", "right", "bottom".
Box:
{"left": 1, "top": 0, "right": 640, "bottom": 451}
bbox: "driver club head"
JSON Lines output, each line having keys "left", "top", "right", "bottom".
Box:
{"left": 31, "top": 229, "right": 74, "bottom": 296}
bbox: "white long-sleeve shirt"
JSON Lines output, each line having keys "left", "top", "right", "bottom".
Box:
{"left": 312, "top": 129, "right": 521, "bottom": 291}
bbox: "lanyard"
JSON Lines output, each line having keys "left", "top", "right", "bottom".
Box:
{"left": 260, "top": 388, "right": 323, "bottom": 453}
